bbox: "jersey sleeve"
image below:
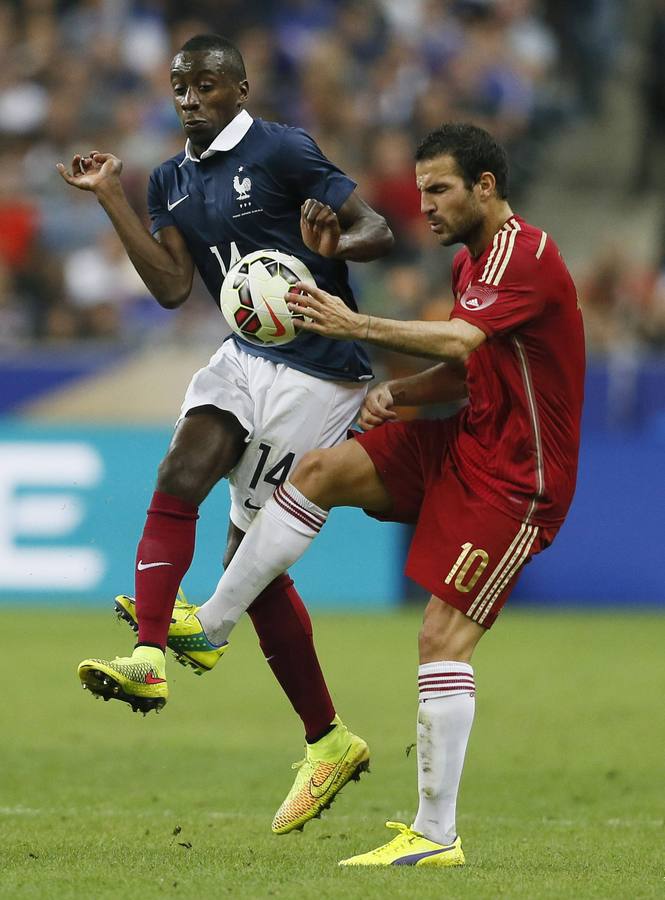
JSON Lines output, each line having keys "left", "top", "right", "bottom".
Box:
{"left": 451, "top": 234, "right": 546, "bottom": 337}
{"left": 147, "top": 167, "right": 176, "bottom": 235}
{"left": 276, "top": 128, "right": 357, "bottom": 211}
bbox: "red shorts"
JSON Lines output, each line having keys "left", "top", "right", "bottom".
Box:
{"left": 353, "top": 419, "right": 557, "bottom": 628}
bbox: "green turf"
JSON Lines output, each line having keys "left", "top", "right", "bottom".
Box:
{"left": 1, "top": 608, "right": 663, "bottom": 899}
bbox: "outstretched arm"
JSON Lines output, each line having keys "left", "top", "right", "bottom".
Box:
{"left": 300, "top": 192, "right": 394, "bottom": 261}
{"left": 289, "top": 282, "right": 486, "bottom": 362}
{"left": 359, "top": 364, "right": 468, "bottom": 430}
{"left": 57, "top": 151, "right": 194, "bottom": 308}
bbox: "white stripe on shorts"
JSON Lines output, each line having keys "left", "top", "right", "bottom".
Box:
{"left": 467, "top": 521, "right": 539, "bottom": 623}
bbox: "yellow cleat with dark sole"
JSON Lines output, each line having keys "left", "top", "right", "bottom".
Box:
{"left": 272, "top": 716, "right": 370, "bottom": 834}
{"left": 77, "top": 646, "right": 168, "bottom": 715}
{"left": 339, "top": 822, "right": 465, "bottom": 867}
{"left": 114, "top": 593, "right": 227, "bottom": 676}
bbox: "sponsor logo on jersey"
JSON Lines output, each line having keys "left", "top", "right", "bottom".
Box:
{"left": 460, "top": 283, "right": 498, "bottom": 311}
{"left": 167, "top": 194, "right": 189, "bottom": 211}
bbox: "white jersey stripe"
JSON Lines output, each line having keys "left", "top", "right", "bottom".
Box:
{"left": 467, "top": 522, "right": 529, "bottom": 618}
{"left": 484, "top": 227, "right": 510, "bottom": 286}
{"left": 472, "top": 524, "right": 536, "bottom": 623}
{"left": 480, "top": 229, "right": 503, "bottom": 284}
{"left": 478, "top": 527, "right": 540, "bottom": 624}
{"left": 535, "top": 230, "right": 548, "bottom": 259}
{"left": 491, "top": 218, "right": 522, "bottom": 285}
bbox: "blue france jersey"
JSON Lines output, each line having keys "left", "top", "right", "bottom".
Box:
{"left": 147, "top": 117, "right": 372, "bottom": 382}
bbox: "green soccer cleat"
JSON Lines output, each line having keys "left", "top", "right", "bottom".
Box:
{"left": 338, "top": 822, "right": 465, "bottom": 867}
{"left": 77, "top": 646, "right": 168, "bottom": 715}
{"left": 271, "top": 716, "right": 370, "bottom": 834}
{"left": 114, "top": 593, "right": 227, "bottom": 676}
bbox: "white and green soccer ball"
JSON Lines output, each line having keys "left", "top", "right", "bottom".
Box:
{"left": 220, "top": 249, "right": 316, "bottom": 346}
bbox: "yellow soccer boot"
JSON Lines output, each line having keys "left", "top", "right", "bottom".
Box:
{"left": 272, "top": 716, "right": 370, "bottom": 834}
{"left": 77, "top": 646, "right": 168, "bottom": 715}
{"left": 114, "top": 592, "right": 227, "bottom": 675}
{"left": 339, "top": 821, "right": 465, "bottom": 867}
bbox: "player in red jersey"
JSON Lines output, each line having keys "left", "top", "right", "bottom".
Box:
{"left": 161, "top": 122, "right": 585, "bottom": 864}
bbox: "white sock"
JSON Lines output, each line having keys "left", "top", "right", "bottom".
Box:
{"left": 196, "top": 481, "right": 328, "bottom": 645}
{"left": 412, "top": 660, "right": 476, "bottom": 846}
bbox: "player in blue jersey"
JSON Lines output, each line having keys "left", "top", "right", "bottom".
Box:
{"left": 58, "top": 33, "right": 393, "bottom": 832}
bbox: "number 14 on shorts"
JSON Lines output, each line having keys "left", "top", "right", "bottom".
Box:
{"left": 249, "top": 442, "right": 296, "bottom": 490}
{"left": 445, "top": 543, "right": 489, "bottom": 594}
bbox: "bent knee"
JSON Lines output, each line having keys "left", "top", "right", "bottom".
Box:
{"left": 291, "top": 449, "right": 337, "bottom": 505}
{"left": 419, "top": 623, "right": 449, "bottom": 661}
{"left": 157, "top": 449, "right": 218, "bottom": 504}
{"left": 418, "top": 627, "right": 469, "bottom": 662}
{"left": 418, "top": 607, "right": 482, "bottom": 663}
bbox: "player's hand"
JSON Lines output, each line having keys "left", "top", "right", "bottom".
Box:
{"left": 300, "top": 199, "right": 342, "bottom": 258}
{"left": 358, "top": 382, "right": 397, "bottom": 431}
{"left": 288, "top": 282, "right": 367, "bottom": 341}
{"left": 56, "top": 151, "right": 123, "bottom": 193}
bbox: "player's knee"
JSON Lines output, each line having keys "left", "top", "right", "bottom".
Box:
{"left": 418, "top": 622, "right": 445, "bottom": 661}
{"left": 157, "top": 450, "right": 214, "bottom": 505}
{"left": 418, "top": 604, "right": 479, "bottom": 663}
{"left": 291, "top": 449, "right": 336, "bottom": 506}
{"left": 418, "top": 626, "right": 466, "bottom": 661}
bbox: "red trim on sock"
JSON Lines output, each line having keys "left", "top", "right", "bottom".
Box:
{"left": 149, "top": 491, "right": 199, "bottom": 519}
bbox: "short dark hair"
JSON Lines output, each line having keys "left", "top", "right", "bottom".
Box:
{"left": 178, "top": 34, "right": 246, "bottom": 81}
{"left": 416, "top": 123, "right": 509, "bottom": 198}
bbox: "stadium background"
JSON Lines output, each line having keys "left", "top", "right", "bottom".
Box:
{"left": 2, "top": 4, "right": 664, "bottom": 899}
{"left": 1, "top": 0, "right": 663, "bottom": 609}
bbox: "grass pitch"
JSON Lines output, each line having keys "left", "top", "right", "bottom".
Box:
{"left": 1, "top": 607, "right": 663, "bottom": 899}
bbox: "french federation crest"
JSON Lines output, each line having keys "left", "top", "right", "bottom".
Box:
{"left": 231, "top": 166, "right": 264, "bottom": 219}
{"left": 233, "top": 169, "right": 252, "bottom": 202}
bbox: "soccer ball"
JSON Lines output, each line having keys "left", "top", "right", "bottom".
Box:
{"left": 220, "top": 249, "right": 315, "bottom": 346}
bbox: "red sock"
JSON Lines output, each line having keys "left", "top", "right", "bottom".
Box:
{"left": 135, "top": 491, "right": 199, "bottom": 648}
{"left": 247, "top": 574, "right": 336, "bottom": 741}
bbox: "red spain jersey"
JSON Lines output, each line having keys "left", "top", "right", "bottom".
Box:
{"left": 449, "top": 214, "right": 585, "bottom": 527}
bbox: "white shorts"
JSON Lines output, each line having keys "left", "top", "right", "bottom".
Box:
{"left": 180, "top": 340, "right": 368, "bottom": 531}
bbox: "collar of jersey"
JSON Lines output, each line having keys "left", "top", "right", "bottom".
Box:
{"left": 183, "top": 109, "right": 254, "bottom": 163}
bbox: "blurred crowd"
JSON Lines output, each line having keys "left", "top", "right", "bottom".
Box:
{"left": 1, "top": 0, "right": 664, "bottom": 366}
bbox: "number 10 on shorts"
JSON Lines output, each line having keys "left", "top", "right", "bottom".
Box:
{"left": 445, "top": 543, "right": 490, "bottom": 593}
